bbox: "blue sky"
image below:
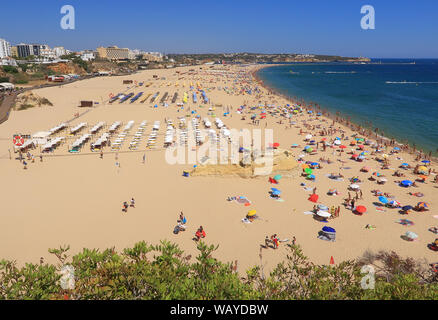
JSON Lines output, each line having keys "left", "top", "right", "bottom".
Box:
{"left": 1, "top": 0, "right": 437, "bottom": 58}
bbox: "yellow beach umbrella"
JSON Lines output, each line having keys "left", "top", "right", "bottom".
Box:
{"left": 247, "top": 210, "right": 257, "bottom": 217}
{"left": 418, "top": 166, "right": 427, "bottom": 172}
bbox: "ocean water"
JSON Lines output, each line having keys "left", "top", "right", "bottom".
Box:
{"left": 257, "top": 59, "right": 438, "bottom": 154}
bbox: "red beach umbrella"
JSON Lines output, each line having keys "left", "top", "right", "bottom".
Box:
{"left": 355, "top": 205, "right": 367, "bottom": 214}
{"left": 308, "top": 194, "right": 319, "bottom": 203}
{"left": 273, "top": 142, "right": 280, "bottom": 148}
{"left": 339, "top": 145, "right": 347, "bottom": 149}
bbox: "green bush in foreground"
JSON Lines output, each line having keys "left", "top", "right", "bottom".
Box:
{"left": 0, "top": 241, "right": 436, "bottom": 300}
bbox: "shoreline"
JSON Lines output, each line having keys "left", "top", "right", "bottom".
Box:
{"left": 251, "top": 63, "right": 437, "bottom": 163}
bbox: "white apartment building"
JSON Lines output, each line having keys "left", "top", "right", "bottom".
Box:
{"left": 81, "top": 51, "right": 95, "bottom": 61}
{"left": 53, "top": 46, "right": 67, "bottom": 57}
{"left": 0, "top": 38, "right": 12, "bottom": 58}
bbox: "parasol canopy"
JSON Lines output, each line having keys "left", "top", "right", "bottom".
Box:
{"left": 355, "top": 205, "right": 367, "bottom": 214}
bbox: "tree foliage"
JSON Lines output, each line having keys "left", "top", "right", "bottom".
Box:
{"left": 0, "top": 241, "right": 436, "bottom": 300}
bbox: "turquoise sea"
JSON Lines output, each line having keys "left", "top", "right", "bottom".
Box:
{"left": 256, "top": 59, "right": 438, "bottom": 154}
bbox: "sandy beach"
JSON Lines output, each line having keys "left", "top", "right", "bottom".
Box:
{"left": 1, "top": 64, "right": 437, "bottom": 274}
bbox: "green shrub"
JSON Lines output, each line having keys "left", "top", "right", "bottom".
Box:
{"left": 2, "top": 66, "right": 18, "bottom": 73}
{"left": 0, "top": 241, "right": 436, "bottom": 300}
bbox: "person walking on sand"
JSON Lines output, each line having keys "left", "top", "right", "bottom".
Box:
{"left": 123, "top": 201, "right": 129, "bottom": 212}
{"left": 100, "top": 150, "right": 103, "bottom": 159}
{"left": 179, "top": 212, "right": 187, "bottom": 224}
{"left": 23, "top": 161, "right": 27, "bottom": 170}
{"left": 142, "top": 153, "right": 146, "bottom": 164}
{"left": 271, "top": 234, "right": 279, "bottom": 249}
{"left": 130, "top": 198, "right": 135, "bottom": 208}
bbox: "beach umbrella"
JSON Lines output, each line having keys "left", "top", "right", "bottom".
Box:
{"left": 379, "top": 178, "right": 388, "bottom": 183}
{"left": 274, "top": 174, "right": 282, "bottom": 181}
{"left": 302, "top": 163, "right": 310, "bottom": 169}
{"left": 317, "top": 210, "right": 331, "bottom": 218}
{"left": 304, "top": 168, "right": 313, "bottom": 175}
{"left": 247, "top": 210, "right": 257, "bottom": 217}
{"left": 305, "top": 147, "right": 313, "bottom": 153}
{"left": 350, "top": 184, "right": 360, "bottom": 190}
{"left": 328, "top": 188, "right": 337, "bottom": 194}
{"left": 405, "top": 231, "right": 418, "bottom": 240}
{"left": 421, "top": 160, "right": 430, "bottom": 164}
{"left": 307, "top": 174, "right": 315, "bottom": 180}
{"left": 418, "top": 166, "right": 427, "bottom": 173}
{"left": 401, "top": 163, "right": 409, "bottom": 167}
{"left": 291, "top": 143, "right": 299, "bottom": 148}
{"left": 322, "top": 226, "right": 336, "bottom": 233}
{"left": 334, "top": 140, "right": 341, "bottom": 145}
{"left": 418, "top": 175, "right": 428, "bottom": 181}
{"left": 379, "top": 196, "right": 389, "bottom": 204}
{"left": 388, "top": 200, "right": 400, "bottom": 207}
{"left": 271, "top": 187, "right": 281, "bottom": 195}
{"left": 393, "top": 147, "right": 400, "bottom": 151}
{"left": 417, "top": 202, "right": 428, "bottom": 209}
{"left": 355, "top": 205, "right": 367, "bottom": 214}
{"left": 352, "top": 154, "right": 359, "bottom": 159}
{"left": 402, "top": 205, "right": 413, "bottom": 211}
{"left": 305, "top": 134, "right": 312, "bottom": 140}
{"left": 358, "top": 155, "right": 365, "bottom": 160}
{"left": 360, "top": 151, "right": 369, "bottom": 156}
{"left": 401, "top": 180, "right": 413, "bottom": 187}
{"left": 339, "top": 145, "right": 347, "bottom": 149}
{"left": 317, "top": 204, "right": 329, "bottom": 211}
{"left": 273, "top": 142, "right": 280, "bottom": 148}
{"left": 308, "top": 194, "right": 319, "bottom": 203}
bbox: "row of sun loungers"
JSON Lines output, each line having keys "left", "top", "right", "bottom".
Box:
{"left": 164, "top": 119, "right": 175, "bottom": 147}
{"left": 111, "top": 120, "right": 134, "bottom": 151}
{"left": 192, "top": 118, "right": 203, "bottom": 145}
{"left": 70, "top": 133, "right": 92, "bottom": 152}
{"left": 42, "top": 137, "right": 65, "bottom": 153}
{"left": 49, "top": 123, "right": 67, "bottom": 135}
{"left": 91, "top": 132, "right": 110, "bottom": 150}
{"left": 70, "top": 122, "right": 87, "bottom": 135}
{"left": 90, "top": 122, "right": 105, "bottom": 135}
{"left": 129, "top": 121, "right": 147, "bottom": 151}
{"left": 146, "top": 121, "right": 160, "bottom": 148}
{"left": 108, "top": 121, "right": 121, "bottom": 133}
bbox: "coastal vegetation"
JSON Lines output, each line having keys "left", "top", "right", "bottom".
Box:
{"left": 0, "top": 241, "right": 436, "bottom": 300}
{"left": 13, "top": 91, "right": 53, "bottom": 111}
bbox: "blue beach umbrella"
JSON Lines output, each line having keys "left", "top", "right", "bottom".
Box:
{"left": 271, "top": 188, "right": 281, "bottom": 195}
{"left": 401, "top": 163, "right": 409, "bottom": 167}
{"left": 379, "top": 196, "right": 389, "bottom": 204}
{"left": 322, "top": 226, "right": 336, "bottom": 233}
{"left": 402, "top": 205, "right": 413, "bottom": 211}
{"left": 421, "top": 160, "right": 430, "bottom": 164}
{"left": 401, "top": 180, "right": 413, "bottom": 187}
